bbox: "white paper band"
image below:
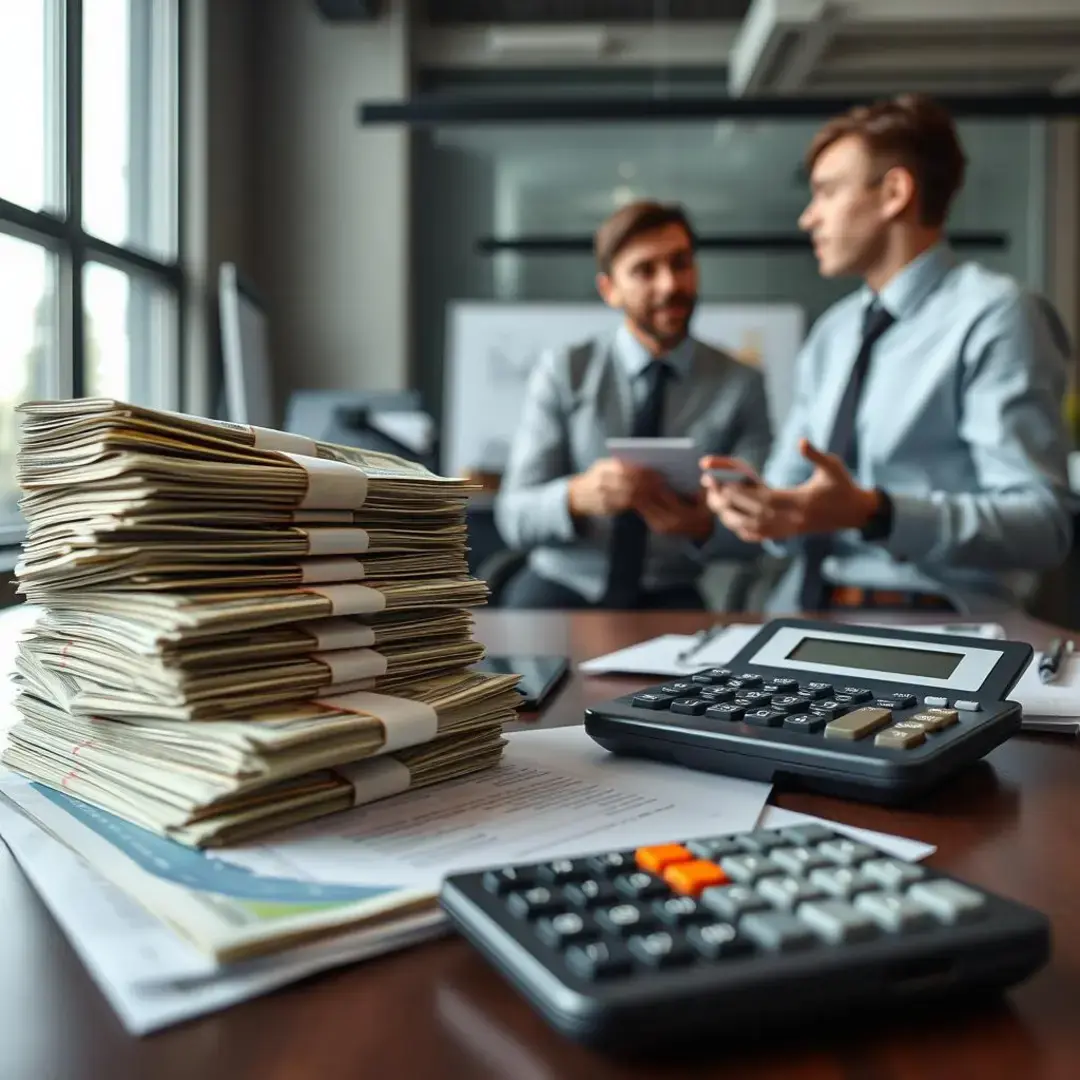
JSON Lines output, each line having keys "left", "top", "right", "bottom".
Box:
{"left": 251, "top": 427, "right": 319, "bottom": 457}
{"left": 301, "top": 528, "right": 370, "bottom": 556}
{"left": 296, "top": 618, "right": 376, "bottom": 651}
{"left": 313, "top": 648, "right": 388, "bottom": 684}
{"left": 299, "top": 557, "right": 366, "bottom": 584}
{"left": 318, "top": 691, "right": 438, "bottom": 753}
{"left": 335, "top": 756, "right": 411, "bottom": 806}
{"left": 281, "top": 452, "right": 370, "bottom": 510}
{"left": 303, "top": 584, "right": 386, "bottom": 615}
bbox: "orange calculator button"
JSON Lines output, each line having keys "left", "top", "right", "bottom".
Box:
{"left": 663, "top": 860, "right": 729, "bottom": 896}
{"left": 635, "top": 844, "right": 693, "bottom": 874}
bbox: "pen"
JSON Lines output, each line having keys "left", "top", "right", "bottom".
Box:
{"left": 676, "top": 625, "right": 722, "bottom": 666}
{"left": 1038, "top": 638, "right": 1075, "bottom": 684}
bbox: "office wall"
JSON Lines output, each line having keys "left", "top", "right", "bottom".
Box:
{"left": 252, "top": 0, "right": 412, "bottom": 422}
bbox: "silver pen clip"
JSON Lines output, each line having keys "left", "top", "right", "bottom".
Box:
{"left": 675, "top": 625, "right": 722, "bottom": 667}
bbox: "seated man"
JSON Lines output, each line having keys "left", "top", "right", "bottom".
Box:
{"left": 702, "top": 93, "right": 1073, "bottom": 615}
{"left": 495, "top": 200, "right": 771, "bottom": 610}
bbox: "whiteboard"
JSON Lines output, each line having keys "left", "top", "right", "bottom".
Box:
{"left": 442, "top": 301, "right": 805, "bottom": 478}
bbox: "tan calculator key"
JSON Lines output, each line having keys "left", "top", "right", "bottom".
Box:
{"left": 874, "top": 726, "right": 926, "bottom": 749}
{"left": 824, "top": 707, "right": 892, "bottom": 740}
{"left": 910, "top": 709, "right": 958, "bottom": 732}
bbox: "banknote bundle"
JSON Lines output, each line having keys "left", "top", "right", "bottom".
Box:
{"left": 4, "top": 399, "right": 520, "bottom": 847}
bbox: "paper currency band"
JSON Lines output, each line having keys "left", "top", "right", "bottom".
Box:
{"left": 251, "top": 426, "right": 319, "bottom": 457}
{"left": 312, "top": 647, "right": 389, "bottom": 684}
{"left": 280, "top": 451, "right": 370, "bottom": 510}
{"left": 296, "top": 617, "right": 377, "bottom": 650}
{"left": 299, "top": 527, "right": 371, "bottom": 556}
{"left": 302, "top": 584, "right": 387, "bottom": 614}
{"left": 317, "top": 691, "right": 439, "bottom": 753}
{"left": 334, "top": 756, "right": 412, "bottom": 806}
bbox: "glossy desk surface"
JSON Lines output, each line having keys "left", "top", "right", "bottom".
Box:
{"left": 1, "top": 610, "right": 1078, "bottom": 1080}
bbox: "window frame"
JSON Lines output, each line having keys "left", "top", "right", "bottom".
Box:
{"left": 0, "top": 0, "right": 185, "bottom": 548}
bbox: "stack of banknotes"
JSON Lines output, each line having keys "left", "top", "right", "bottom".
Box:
{"left": 3, "top": 399, "right": 521, "bottom": 847}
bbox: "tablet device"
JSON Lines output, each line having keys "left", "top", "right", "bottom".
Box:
{"left": 474, "top": 655, "right": 569, "bottom": 710}
{"left": 605, "top": 437, "right": 699, "bottom": 495}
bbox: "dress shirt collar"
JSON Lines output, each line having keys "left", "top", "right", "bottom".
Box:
{"left": 614, "top": 322, "right": 697, "bottom": 382}
{"left": 860, "top": 241, "right": 956, "bottom": 322}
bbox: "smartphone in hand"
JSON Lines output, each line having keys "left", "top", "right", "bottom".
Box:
{"left": 704, "top": 467, "right": 756, "bottom": 485}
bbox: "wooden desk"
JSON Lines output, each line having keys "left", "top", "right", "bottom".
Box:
{"left": 2, "top": 610, "right": 1079, "bottom": 1079}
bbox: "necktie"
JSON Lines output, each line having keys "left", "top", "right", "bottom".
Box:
{"left": 602, "top": 359, "right": 673, "bottom": 608}
{"left": 798, "top": 303, "right": 896, "bottom": 611}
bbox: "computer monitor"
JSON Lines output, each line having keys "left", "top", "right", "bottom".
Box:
{"left": 218, "top": 262, "right": 275, "bottom": 429}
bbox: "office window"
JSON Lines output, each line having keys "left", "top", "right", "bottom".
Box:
{"left": 0, "top": 0, "right": 182, "bottom": 546}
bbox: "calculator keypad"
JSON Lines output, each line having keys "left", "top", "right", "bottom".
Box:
{"left": 624, "top": 673, "right": 983, "bottom": 751}
{"left": 478, "top": 827, "right": 987, "bottom": 984}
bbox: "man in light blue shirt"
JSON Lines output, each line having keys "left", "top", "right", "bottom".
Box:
{"left": 497, "top": 200, "right": 770, "bottom": 609}
{"left": 702, "top": 93, "right": 1073, "bottom": 615}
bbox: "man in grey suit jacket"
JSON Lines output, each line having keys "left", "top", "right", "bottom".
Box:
{"left": 496, "top": 200, "right": 771, "bottom": 610}
{"left": 703, "top": 94, "right": 1073, "bottom": 616}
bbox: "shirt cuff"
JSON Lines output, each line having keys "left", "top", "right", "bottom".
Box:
{"left": 544, "top": 476, "right": 579, "bottom": 544}
{"left": 883, "top": 491, "right": 939, "bottom": 562}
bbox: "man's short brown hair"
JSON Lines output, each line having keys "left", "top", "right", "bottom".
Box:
{"left": 593, "top": 200, "right": 697, "bottom": 275}
{"left": 805, "top": 93, "right": 967, "bottom": 227}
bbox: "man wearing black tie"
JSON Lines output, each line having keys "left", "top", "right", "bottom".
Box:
{"left": 495, "top": 201, "right": 771, "bottom": 610}
{"left": 701, "top": 94, "right": 1072, "bottom": 615}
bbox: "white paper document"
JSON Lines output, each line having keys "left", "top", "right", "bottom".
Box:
{"left": 0, "top": 793, "right": 445, "bottom": 1035}
{"left": 208, "top": 725, "right": 773, "bottom": 888}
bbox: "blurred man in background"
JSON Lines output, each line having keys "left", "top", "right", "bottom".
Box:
{"left": 702, "top": 94, "right": 1072, "bottom": 614}
{"left": 497, "top": 200, "right": 771, "bottom": 610}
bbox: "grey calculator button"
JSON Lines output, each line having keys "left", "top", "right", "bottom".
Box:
{"left": 734, "top": 830, "right": 788, "bottom": 853}
{"left": 778, "top": 823, "right": 836, "bottom": 847}
{"left": 817, "top": 839, "right": 878, "bottom": 866}
{"left": 953, "top": 700, "right": 982, "bottom": 712}
{"left": 758, "top": 876, "right": 826, "bottom": 911}
{"left": 797, "top": 900, "right": 879, "bottom": 944}
{"left": 907, "top": 881, "right": 987, "bottom": 924}
{"left": 700, "top": 883, "right": 770, "bottom": 920}
{"left": 720, "top": 854, "right": 784, "bottom": 884}
{"left": 923, "top": 695, "right": 949, "bottom": 707}
{"left": 808, "top": 866, "right": 876, "bottom": 900}
{"left": 770, "top": 846, "right": 832, "bottom": 875}
{"left": 740, "top": 911, "right": 818, "bottom": 953}
{"left": 861, "top": 858, "right": 927, "bottom": 890}
{"left": 854, "top": 891, "right": 938, "bottom": 933}
{"left": 687, "top": 836, "right": 743, "bottom": 860}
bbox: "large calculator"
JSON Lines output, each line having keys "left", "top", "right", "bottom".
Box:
{"left": 441, "top": 822, "right": 1050, "bottom": 1052}
{"left": 584, "top": 618, "right": 1033, "bottom": 804}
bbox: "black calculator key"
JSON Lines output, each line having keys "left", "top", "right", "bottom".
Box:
{"left": 595, "top": 902, "right": 657, "bottom": 936}
{"left": 565, "top": 879, "right": 618, "bottom": 908}
{"left": 537, "top": 911, "right": 596, "bottom": 948}
{"left": 614, "top": 871, "right": 669, "bottom": 900}
{"left": 740, "top": 911, "right": 818, "bottom": 953}
{"left": 698, "top": 686, "right": 735, "bottom": 703}
{"left": 687, "top": 921, "right": 754, "bottom": 960}
{"left": 507, "top": 886, "right": 564, "bottom": 920}
{"left": 670, "top": 696, "right": 709, "bottom": 716}
{"left": 686, "top": 836, "right": 743, "bottom": 860}
{"left": 762, "top": 678, "right": 799, "bottom": 693}
{"left": 564, "top": 939, "right": 633, "bottom": 980}
{"left": 705, "top": 703, "right": 745, "bottom": 722}
{"left": 783, "top": 712, "right": 828, "bottom": 734}
{"left": 729, "top": 673, "right": 763, "bottom": 688}
{"left": 627, "top": 930, "right": 695, "bottom": 969}
{"left": 809, "top": 700, "right": 850, "bottom": 720}
{"left": 770, "top": 695, "right": 810, "bottom": 714}
{"left": 690, "top": 668, "right": 732, "bottom": 684}
{"left": 837, "top": 687, "right": 873, "bottom": 702}
{"left": 796, "top": 686, "right": 831, "bottom": 701}
{"left": 536, "top": 858, "right": 591, "bottom": 884}
{"left": 744, "top": 708, "right": 786, "bottom": 728}
{"left": 587, "top": 851, "right": 636, "bottom": 877}
{"left": 653, "top": 895, "right": 707, "bottom": 926}
{"left": 659, "top": 682, "right": 700, "bottom": 696}
{"left": 876, "top": 693, "right": 916, "bottom": 709}
{"left": 834, "top": 693, "right": 869, "bottom": 706}
{"left": 632, "top": 692, "right": 676, "bottom": 710}
{"left": 700, "top": 883, "right": 770, "bottom": 920}
{"left": 483, "top": 866, "right": 536, "bottom": 894}
{"left": 735, "top": 690, "right": 772, "bottom": 706}
{"left": 799, "top": 682, "right": 833, "bottom": 696}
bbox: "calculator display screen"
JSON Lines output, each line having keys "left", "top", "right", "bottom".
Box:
{"left": 786, "top": 637, "right": 964, "bottom": 679}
